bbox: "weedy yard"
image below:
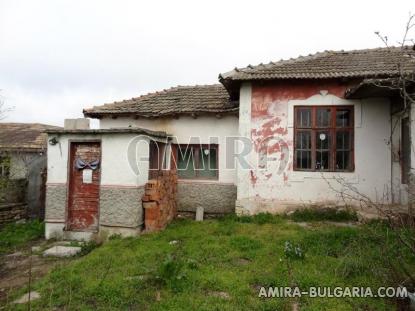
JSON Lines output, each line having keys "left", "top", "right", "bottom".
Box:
{"left": 3, "top": 211, "right": 415, "bottom": 310}
{"left": 0, "top": 220, "right": 44, "bottom": 255}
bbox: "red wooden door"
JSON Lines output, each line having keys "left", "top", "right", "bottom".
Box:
{"left": 67, "top": 142, "right": 101, "bottom": 231}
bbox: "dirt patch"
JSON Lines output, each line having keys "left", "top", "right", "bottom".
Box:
{"left": 208, "top": 291, "right": 230, "bottom": 300}
{"left": 234, "top": 258, "right": 251, "bottom": 266}
{"left": 0, "top": 240, "right": 71, "bottom": 305}
{"left": 324, "top": 221, "right": 358, "bottom": 228}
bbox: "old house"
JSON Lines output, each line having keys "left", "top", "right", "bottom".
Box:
{"left": 45, "top": 46, "right": 415, "bottom": 239}
{"left": 219, "top": 46, "right": 415, "bottom": 214}
{"left": 45, "top": 86, "right": 238, "bottom": 239}
{"left": 0, "top": 123, "right": 59, "bottom": 223}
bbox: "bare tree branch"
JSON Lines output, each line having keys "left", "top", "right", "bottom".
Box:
{"left": 0, "top": 92, "right": 14, "bottom": 120}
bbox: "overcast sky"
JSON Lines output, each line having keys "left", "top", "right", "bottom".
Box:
{"left": 0, "top": 0, "right": 414, "bottom": 126}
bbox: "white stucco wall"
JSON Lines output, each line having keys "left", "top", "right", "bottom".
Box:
{"left": 237, "top": 83, "right": 253, "bottom": 202}
{"left": 237, "top": 83, "right": 393, "bottom": 214}
{"left": 47, "top": 133, "right": 150, "bottom": 187}
{"left": 100, "top": 115, "right": 239, "bottom": 184}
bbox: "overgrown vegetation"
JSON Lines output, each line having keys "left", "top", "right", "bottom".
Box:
{"left": 0, "top": 220, "right": 44, "bottom": 254}
{"left": 288, "top": 207, "right": 358, "bottom": 222}
{"left": 79, "top": 240, "right": 102, "bottom": 256}
{"left": 6, "top": 214, "right": 414, "bottom": 310}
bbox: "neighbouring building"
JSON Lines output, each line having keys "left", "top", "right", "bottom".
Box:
{"left": 0, "top": 123, "right": 60, "bottom": 223}
{"left": 45, "top": 46, "right": 415, "bottom": 240}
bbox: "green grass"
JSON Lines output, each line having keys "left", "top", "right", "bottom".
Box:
{"left": 7, "top": 215, "right": 415, "bottom": 310}
{"left": 288, "top": 207, "right": 358, "bottom": 222}
{"left": 0, "top": 220, "right": 44, "bottom": 254}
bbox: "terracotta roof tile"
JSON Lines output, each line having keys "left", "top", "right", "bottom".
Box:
{"left": 0, "top": 123, "right": 61, "bottom": 152}
{"left": 219, "top": 46, "right": 415, "bottom": 81}
{"left": 83, "top": 84, "right": 237, "bottom": 118}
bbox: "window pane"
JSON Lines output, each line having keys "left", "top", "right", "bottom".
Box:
{"left": 316, "top": 151, "right": 330, "bottom": 170}
{"left": 296, "top": 150, "right": 311, "bottom": 169}
{"left": 296, "top": 131, "right": 311, "bottom": 149}
{"left": 316, "top": 131, "right": 330, "bottom": 150}
{"left": 336, "top": 131, "right": 350, "bottom": 150}
{"left": 296, "top": 108, "right": 311, "bottom": 128}
{"left": 336, "top": 109, "right": 351, "bottom": 127}
{"left": 177, "top": 147, "right": 195, "bottom": 179}
{"left": 336, "top": 151, "right": 350, "bottom": 170}
{"left": 198, "top": 147, "right": 218, "bottom": 178}
{"left": 316, "top": 131, "right": 331, "bottom": 170}
{"left": 317, "top": 108, "right": 331, "bottom": 127}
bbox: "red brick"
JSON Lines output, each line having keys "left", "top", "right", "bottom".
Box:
{"left": 143, "top": 201, "right": 158, "bottom": 209}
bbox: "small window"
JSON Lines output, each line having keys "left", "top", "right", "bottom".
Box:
{"left": 174, "top": 145, "right": 218, "bottom": 180}
{"left": 294, "top": 106, "right": 354, "bottom": 172}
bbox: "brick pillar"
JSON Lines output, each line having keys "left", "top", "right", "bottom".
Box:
{"left": 142, "top": 171, "right": 177, "bottom": 232}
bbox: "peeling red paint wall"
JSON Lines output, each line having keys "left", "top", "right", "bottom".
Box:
{"left": 250, "top": 170, "right": 257, "bottom": 186}
{"left": 249, "top": 79, "right": 355, "bottom": 190}
{"left": 251, "top": 80, "right": 351, "bottom": 118}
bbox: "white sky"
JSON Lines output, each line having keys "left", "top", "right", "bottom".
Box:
{"left": 0, "top": 0, "right": 414, "bottom": 126}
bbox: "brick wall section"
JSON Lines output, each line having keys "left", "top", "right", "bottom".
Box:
{"left": 142, "top": 171, "right": 177, "bottom": 232}
{"left": 67, "top": 142, "right": 101, "bottom": 231}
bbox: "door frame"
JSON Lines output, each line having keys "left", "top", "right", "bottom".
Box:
{"left": 65, "top": 139, "right": 102, "bottom": 232}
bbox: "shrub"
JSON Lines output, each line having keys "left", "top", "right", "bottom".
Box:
{"left": 289, "top": 208, "right": 358, "bottom": 222}
{"left": 155, "top": 254, "right": 187, "bottom": 292}
{"left": 80, "top": 240, "right": 101, "bottom": 256}
{"left": 284, "top": 241, "right": 305, "bottom": 260}
{"left": 108, "top": 233, "right": 122, "bottom": 241}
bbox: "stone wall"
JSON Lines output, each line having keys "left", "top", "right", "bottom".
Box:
{"left": 0, "top": 178, "right": 27, "bottom": 203}
{"left": 45, "top": 184, "right": 67, "bottom": 221}
{"left": 0, "top": 203, "right": 27, "bottom": 224}
{"left": 177, "top": 182, "right": 236, "bottom": 214}
{"left": 100, "top": 186, "right": 145, "bottom": 228}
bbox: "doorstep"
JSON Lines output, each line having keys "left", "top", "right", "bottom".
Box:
{"left": 63, "top": 230, "right": 95, "bottom": 241}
